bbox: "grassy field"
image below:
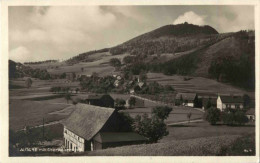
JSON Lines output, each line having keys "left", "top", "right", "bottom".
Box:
{"left": 28, "top": 52, "right": 129, "bottom": 76}
{"left": 122, "top": 106, "right": 204, "bottom": 123}
{"left": 147, "top": 73, "right": 255, "bottom": 99}
{"left": 68, "top": 135, "right": 241, "bottom": 156}
{"left": 160, "top": 121, "right": 255, "bottom": 142}
{"left": 9, "top": 100, "right": 72, "bottom": 131}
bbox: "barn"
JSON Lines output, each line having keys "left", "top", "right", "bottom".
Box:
{"left": 83, "top": 94, "right": 115, "bottom": 108}
{"left": 62, "top": 104, "right": 146, "bottom": 152}
{"left": 175, "top": 93, "right": 198, "bottom": 107}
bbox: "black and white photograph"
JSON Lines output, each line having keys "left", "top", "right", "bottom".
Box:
{"left": 0, "top": 1, "right": 259, "bottom": 162}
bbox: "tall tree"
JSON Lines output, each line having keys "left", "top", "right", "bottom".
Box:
{"left": 25, "top": 78, "right": 33, "bottom": 89}
{"left": 65, "top": 93, "right": 71, "bottom": 104}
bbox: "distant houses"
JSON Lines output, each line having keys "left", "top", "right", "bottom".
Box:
{"left": 83, "top": 94, "right": 115, "bottom": 108}
{"left": 217, "top": 95, "right": 244, "bottom": 111}
{"left": 62, "top": 104, "right": 146, "bottom": 152}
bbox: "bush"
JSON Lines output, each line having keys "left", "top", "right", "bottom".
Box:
{"left": 204, "top": 107, "right": 221, "bottom": 125}
{"left": 152, "top": 106, "right": 172, "bottom": 120}
{"left": 222, "top": 109, "right": 248, "bottom": 126}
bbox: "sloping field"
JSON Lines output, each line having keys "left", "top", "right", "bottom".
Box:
{"left": 72, "top": 135, "right": 240, "bottom": 156}
{"left": 147, "top": 73, "right": 255, "bottom": 99}
{"left": 9, "top": 100, "right": 72, "bottom": 131}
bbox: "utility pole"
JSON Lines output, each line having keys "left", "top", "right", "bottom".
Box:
{"left": 42, "top": 118, "right": 45, "bottom": 141}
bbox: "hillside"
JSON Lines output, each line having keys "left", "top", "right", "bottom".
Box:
{"left": 26, "top": 23, "right": 255, "bottom": 89}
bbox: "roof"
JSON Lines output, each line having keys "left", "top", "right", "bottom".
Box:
{"left": 138, "top": 82, "right": 145, "bottom": 87}
{"left": 85, "top": 94, "right": 105, "bottom": 100}
{"left": 62, "top": 103, "right": 115, "bottom": 140}
{"left": 246, "top": 108, "right": 255, "bottom": 115}
{"left": 94, "top": 132, "right": 147, "bottom": 143}
{"left": 176, "top": 93, "right": 197, "bottom": 101}
{"left": 219, "top": 95, "right": 243, "bottom": 103}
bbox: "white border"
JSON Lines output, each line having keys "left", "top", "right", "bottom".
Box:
{"left": 1, "top": 0, "right": 259, "bottom": 163}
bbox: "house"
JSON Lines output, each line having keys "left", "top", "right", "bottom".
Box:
{"left": 125, "top": 96, "right": 145, "bottom": 108}
{"left": 114, "top": 80, "right": 120, "bottom": 88}
{"left": 217, "top": 95, "right": 244, "bottom": 111}
{"left": 175, "top": 93, "right": 198, "bottom": 107}
{"left": 62, "top": 104, "right": 146, "bottom": 152}
{"left": 129, "top": 89, "right": 135, "bottom": 94}
{"left": 83, "top": 94, "right": 114, "bottom": 108}
{"left": 246, "top": 108, "right": 255, "bottom": 121}
{"left": 138, "top": 82, "right": 145, "bottom": 88}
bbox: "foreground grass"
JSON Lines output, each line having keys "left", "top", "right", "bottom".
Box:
{"left": 65, "top": 135, "right": 240, "bottom": 156}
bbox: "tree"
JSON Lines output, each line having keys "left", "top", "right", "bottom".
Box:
{"left": 133, "top": 106, "right": 172, "bottom": 143}
{"left": 134, "top": 114, "right": 168, "bottom": 143}
{"left": 25, "top": 78, "right": 33, "bottom": 88}
{"left": 75, "top": 88, "right": 80, "bottom": 94}
{"left": 222, "top": 110, "right": 235, "bottom": 125}
{"left": 109, "top": 58, "right": 121, "bottom": 68}
{"left": 60, "top": 72, "right": 66, "bottom": 79}
{"left": 205, "top": 99, "right": 212, "bottom": 110}
{"left": 139, "top": 71, "right": 147, "bottom": 82}
{"left": 187, "top": 112, "right": 192, "bottom": 123}
{"left": 234, "top": 110, "right": 249, "bottom": 125}
{"left": 128, "top": 97, "right": 136, "bottom": 108}
{"left": 115, "top": 98, "right": 126, "bottom": 110}
{"left": 243, "top": 94, "right": 251, "bottom": 109}
{"left": 152, "top": 106, "right": 172, "bottom": 120}
{"left": 204, "top": 107, "right": 221, "bottom": 125}
{"left": 223, "top": 109, "right": 248, "bottom": 126}
{"left": 65, "top": 93, "right": 71, "bottom": 104}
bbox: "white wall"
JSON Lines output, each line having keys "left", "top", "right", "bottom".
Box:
{"left": 64, "top": 127, "right": 85, "bottom": 152}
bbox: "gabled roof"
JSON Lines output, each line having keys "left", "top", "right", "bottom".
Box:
{"left": 176, "top": 93, "right": 197, "bottom": 101}
{"left": 94, "top": 132, "right": 147, "bottom": 143}
{"left": 62, "top": 103, "right": 115, "bottom": 140}
{"left": 219, "top": 95, "right": 243, "bottom": 103}
{"left": 138, "top": 82, "right": 145, "bottom": 88}
{"left": 85, "top": 94, "right": 105, "bottom": 100}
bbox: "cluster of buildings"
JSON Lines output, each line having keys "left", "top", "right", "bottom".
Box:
{"left": 175, "top": 92, "right": 255, "bottom": 121}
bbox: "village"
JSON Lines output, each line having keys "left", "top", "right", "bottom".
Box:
{"left": 9, "top": 69, "right": 255, "bottom": 155}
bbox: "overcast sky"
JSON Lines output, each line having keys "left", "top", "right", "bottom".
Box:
{"left": 9, "top": 6, "right": 254, "bottom": 63}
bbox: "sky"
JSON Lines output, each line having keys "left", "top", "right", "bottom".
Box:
{"left": 9, "top": 6, "right": 255, "bottom": 63}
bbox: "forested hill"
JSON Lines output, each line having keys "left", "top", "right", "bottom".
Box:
{"left": 65, "top": 23, "right": 255, "bottom": 90}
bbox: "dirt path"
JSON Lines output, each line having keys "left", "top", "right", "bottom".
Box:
{"left": 167, "top": 119, "right": 204, "bottom": 126}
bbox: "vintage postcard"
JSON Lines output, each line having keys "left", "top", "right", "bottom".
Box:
{"left": 0, "top": 0, "right": 259, "bottom": 163}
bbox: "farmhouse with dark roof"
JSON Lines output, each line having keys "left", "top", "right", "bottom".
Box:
{"left": 62, "top": 104, "right": 146, "bottom": 152}
{"left": 175, "top": 93, "right": 198, "bottom": 107}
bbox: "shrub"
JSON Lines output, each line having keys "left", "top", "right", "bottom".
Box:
{"left": 222, "top": 109, "right": 248, "bottom": 125}
{"left": 152, "top": 106, "right": 172, "bottom": 120}
{"left": 204, "top": 107, "right": 221, "bottom": 125}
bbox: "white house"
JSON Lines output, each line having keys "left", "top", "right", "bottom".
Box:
{"left": 217, "top": 95, "right": 244, "bottom": 111}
